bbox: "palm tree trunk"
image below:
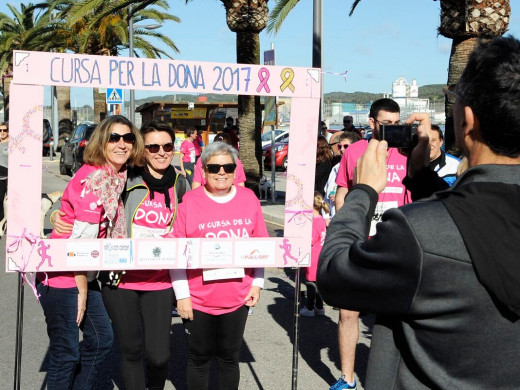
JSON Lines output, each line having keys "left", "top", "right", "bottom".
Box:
{"left": 236, "top": 31, "right": 262, "bottom": 193}
{"left": 2, "top": 76, "right": 11, "bottom": 121}
{"left": 93, "top": 88, "right": 107, "bottom": 122}
{"left": 444, "top": 37, "right": 477, "bottom": 152}
{"left": 57, "top": 86, "right": 71, "bottom": 121}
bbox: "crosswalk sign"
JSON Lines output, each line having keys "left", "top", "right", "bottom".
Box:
{"left": 106, "top": 88, "right": 123, "bottom": 104}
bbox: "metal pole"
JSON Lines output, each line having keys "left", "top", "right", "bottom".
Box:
{"left": 129, "top": 6, "right": 135, "bottom": 124}
{"left": 50, "top": 86, "right": 58, "bottom": 161}
{"left": 291, "top": 268, "right": 301, "bottom": 390}
{"left": 313, "top": 0, "right": 323, "bottom": 121}
{"left": 13, "top": 273, "right": 24, "bottom": 390}
{"left": 270, "top": 125, "right": 276, "bottom": 202}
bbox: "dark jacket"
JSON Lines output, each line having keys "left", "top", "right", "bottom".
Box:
{"left": 318, "top": 164, "right": 520, "bottom": 389}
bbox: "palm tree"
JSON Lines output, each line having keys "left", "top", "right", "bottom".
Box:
{"left": 43, "top": 0, "right": 180, "bottom": 121}
{"left": 270, "top": 0, "right": 511, "bottom": 151}
{"left": 220, "top": 0, "right": 269, "bottom": 192}
{"left": 0, "top": 3, "right": 54, "bottom": 120}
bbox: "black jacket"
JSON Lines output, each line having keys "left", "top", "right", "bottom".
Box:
{"left": 318, "top": 164, "right": 520, "bottom": 389}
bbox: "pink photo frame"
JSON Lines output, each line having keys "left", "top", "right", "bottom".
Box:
{"left": 7, "top": 51, "right": 321, "bottom": 273}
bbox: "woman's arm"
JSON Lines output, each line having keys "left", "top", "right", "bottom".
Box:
{"left": 74, "top": 272, "right": 88, "bottom": 325}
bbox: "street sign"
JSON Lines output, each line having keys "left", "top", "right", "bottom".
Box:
{"left": 106, "top": 88, "right": 123, "bottom": 104}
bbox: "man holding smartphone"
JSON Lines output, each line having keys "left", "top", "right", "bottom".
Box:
{"left": 320, "top": 35, "right": 520, "bottom": 389}
{"left": 330, "top": 98, "right": 410, "bottom": 390}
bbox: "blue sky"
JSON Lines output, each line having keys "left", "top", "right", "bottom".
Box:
{"left": 2, "top": 0, "right": 519, "bottom": 105}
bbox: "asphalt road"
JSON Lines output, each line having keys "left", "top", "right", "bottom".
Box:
{"left": 0, "top": 156, "right": 373, "bottom": 390}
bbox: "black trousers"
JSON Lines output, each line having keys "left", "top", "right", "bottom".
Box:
{"left": 183, "top": 306, "right": 249, "bottom": 390}
{"left": 0, "top": 178, "right": 7, "bottom": 221}
{"left": 102, "top": 286, "right": 174, "bottom": 390}
{"left": 305, "top": 281, "right": 324, "bottom": 310}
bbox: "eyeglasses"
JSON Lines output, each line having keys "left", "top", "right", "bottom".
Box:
{"left": 145, "top": 143, "right": 174, "bottom": 153}
{"left": 375, "top": 119, "right": 402, "bottom": 126}
{"left": 205, "top": 163, "right": 237, "bottom": 174}
{"left": 108, "top": 133, "right": 136, "bottom": 144}
{"left": 0, "top": 128, "right": 7, "bottom": 133}
{"left": 337, "top": 144, "right": 349, "bottom": 150}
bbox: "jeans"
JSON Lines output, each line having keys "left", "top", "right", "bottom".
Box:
{"left": 102, "top": 286, "right": 174, "bottom": 390}
{"left": 38, "top": 281, "right": 114, "bottom": 390}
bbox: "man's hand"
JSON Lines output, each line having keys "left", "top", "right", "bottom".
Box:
{"left": 177, "top": 297, "right": 194, "bottom": 321}
{"left": 405, "top": 113, "right": 431, "bottom": 178}
{"left": 354, "top": 139, "right": 388, "bottom": 194}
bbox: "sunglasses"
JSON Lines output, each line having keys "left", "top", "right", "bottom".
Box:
{"left": 145, "top": 143, "right": 174, "bottom": 153}
{"left": 337, "top": 144, "right": 349, "bottom": 150}
{"left": 108, "top": 132, "right": 136, "bottom": 144}
{"left": 205, "top": 163, "right": 237, "bottom": 174}
{"left": 0, "top": 129, "right": 7, "bottom": 133}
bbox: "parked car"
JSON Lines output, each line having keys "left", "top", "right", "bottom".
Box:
{"left": 59, "top": 122, "right": 97, "bottom": 176}
{"left": 42, "top": 119, "right": 54, "bottom": 156}
{"left": 261, "top": 129, "right": 289, "bottom": 147}
{"left": 263, "top": 139, "right": 289, "bottom": 171}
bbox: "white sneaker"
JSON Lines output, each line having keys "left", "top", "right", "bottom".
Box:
{"left": 300, "top": 307, "right": 315, "bottom": 317}
{"left": 315, "top": 307, "right": 325, "bottom": 316}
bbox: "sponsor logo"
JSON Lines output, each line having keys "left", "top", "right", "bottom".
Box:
{"left": 153, "top": 247, "right": 161, "bottom": 258}
{"left": 242, "top": 249, "right": 269, "bottom": 260}
{"left": 91, "top": 250, "right": 99, "bottom": 258}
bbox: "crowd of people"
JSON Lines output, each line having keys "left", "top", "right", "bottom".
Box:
{"left": 27, "top": 34, "right": 520, "bottom": 390}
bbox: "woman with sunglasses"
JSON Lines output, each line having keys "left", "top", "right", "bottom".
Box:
{"left": 38, "top": 115, "right": 143, "bottom": 390}
{"left": 168, "top": 141, "right": 268, "bottom": 390}
{"left": 191, "top": 132, "right": 246, "bottom": 190}
{"left": 53, "top": 120, "right": 189, "bottom": 390}
{"left": 101, "top": 119, "right": 189, "bottom": 390}
{"left": 324, "top": 131, "right": 361, "bottom": 218}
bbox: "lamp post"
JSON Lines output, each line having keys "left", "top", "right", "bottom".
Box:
{"left": 128, "top": 8, "right": 161, "bottom": 124}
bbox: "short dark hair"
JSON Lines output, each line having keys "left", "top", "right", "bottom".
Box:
{"left": 457, "top": 35, "right": 520, "bottom": 157}
{"left": 339, "top": 131, "right": 361, "bottom": 143}
{"left": 431, "top": 124, "right": 443, "bottom": 141}
{"left": 369, "top": 98, "right": 400, "bottom": 120}
{"left": 137, "top": 120, "right": 176, "bottom": 167}
{"left": 185, "top": 127, "right": 196, "bottom": 137}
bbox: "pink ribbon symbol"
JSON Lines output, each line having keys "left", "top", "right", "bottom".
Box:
{"left": 256, "top": 67, "right": 271, "bottom": 93}
{"left": 7, "top": 228, "right": 42, "bottom": 300}
{"left": 285, "top": 209, "right": 313, "bottom": 224}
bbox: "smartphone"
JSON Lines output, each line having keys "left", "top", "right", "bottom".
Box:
{"left": 380, "top": 124, "right": 418, "bottom": 149}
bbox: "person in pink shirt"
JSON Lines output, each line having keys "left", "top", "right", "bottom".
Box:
{"left": 329, "top": 99, "right": 410, "bottom": 390}
{"left": 300, "top": 192, "right": 329, "bottom": 318}
{"left": 52, "top": 120, "right": 189, "bottom": 390}
{"left": 191, "top": 132, "right": 246, "bottom": 189}
{"left": 179, "top": 127, "right": 198, "bottom": 185}
{"left": 194, "top": 126, "right": 204, "bottom": 160}
{"left": 169, "top": 141, "right": 268, "bottom": 389}
{"left": 38, "top": 115, "right": 143, "bottom": 390}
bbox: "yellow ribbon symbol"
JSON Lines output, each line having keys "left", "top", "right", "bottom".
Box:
{"left": 280, "top": 68, "right": 295, "bottom": 93}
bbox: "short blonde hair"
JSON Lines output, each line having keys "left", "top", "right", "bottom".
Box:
{"left": 83, "top": 115, "right": 144, "bottom": 168}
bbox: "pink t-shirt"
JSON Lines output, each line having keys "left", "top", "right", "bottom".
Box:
{"left": 41, "top": 164, "right": 111, "bottom": 288}
{"left": 336, "top": 139, "right": 410, "bottom": 235}
{"left": 180, "top": 140, "right": 196, "bottom": 163}
{"left": 194, "top": 134, "right": 203, "bottom": 156}
{"left": 119, "top": 188, "right": 174, "bottom": 291}
{"left": 170, "top": 186, "right": 268, "bottom": 315}
{"left": 305, "top": 215, "right": 327, "bottom": 282}
{"left": 192, "top": 157, "right": 246, "bottom": 186}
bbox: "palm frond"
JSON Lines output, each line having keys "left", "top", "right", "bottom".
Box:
{"left": 267, "top": 0, "right": 299, "bottom": 35}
